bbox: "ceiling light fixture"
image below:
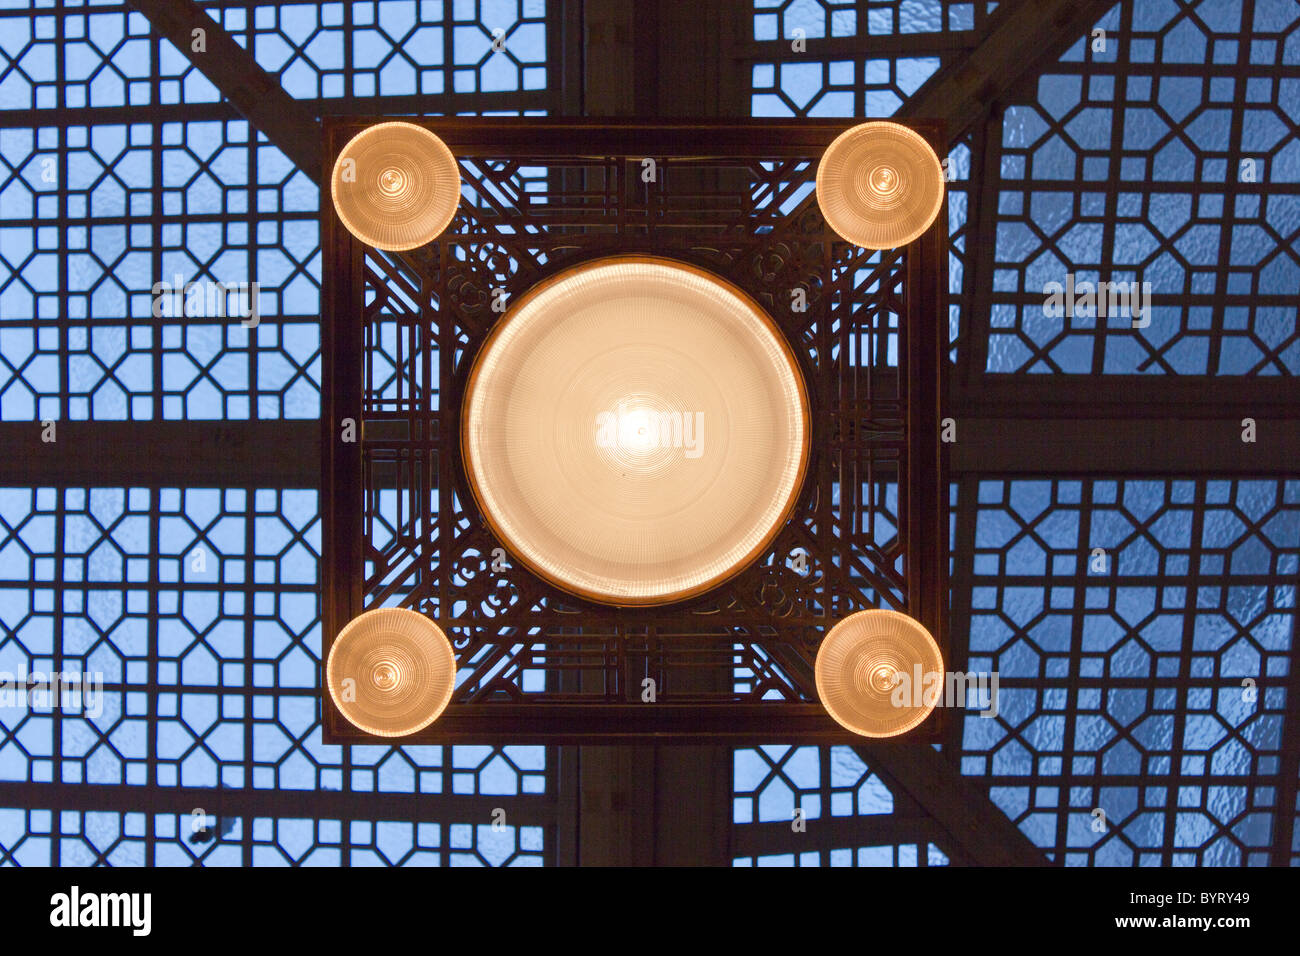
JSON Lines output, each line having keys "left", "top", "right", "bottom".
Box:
{"left": 461, "top": 255, "right": 810, "bottom": 606}
{"left": 816, "top": 120, "right": 945, "bottom": 249}
{"left": 815, "top": 608, "right": 945, "bottom": 738}
{"left": 321, "top": 119, "right": 949, "bottom": 743}
{"left": 330, "top": 121, "right": 461, "bottom": 250}
{"left": 326, "top": 607, "right": 457, "bottom": 736}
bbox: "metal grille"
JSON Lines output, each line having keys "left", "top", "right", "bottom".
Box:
{"left": 0, "top": 0, "right": 568, "bottom": 867}
{"left": 731, "top": 744, "right": 950, "bottom": 866}
{"left": 0, "top": 484, "right": 562, "bottom": 864}
{"left": 959, "top": 476, "right": 1299, "bottom": 865}
{"left": 981, "top": 0, "right": 1300, "bottom": 375}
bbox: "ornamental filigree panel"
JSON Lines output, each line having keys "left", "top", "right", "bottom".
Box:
{"left": 321, "top": 119, "right": 948, "bottom": 743}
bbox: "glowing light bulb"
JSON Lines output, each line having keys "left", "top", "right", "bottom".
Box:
{"left": 327, "top": 608, "right": 456, "bottom": 737}
{"left": 815, "top": 608, "right": 944, "bottom": 738}
{"left": 462, "top": 256, "right": 810, "bottom": 606}
{"left": 816, "top": 121, "right": 945, "bottom": 249}
{"left": 330, "top": 122, "right": 460, "bottom": 251}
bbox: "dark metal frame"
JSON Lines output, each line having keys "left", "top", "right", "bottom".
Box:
{"left": 320, "top": 118, "right": 949, "bottom": 744}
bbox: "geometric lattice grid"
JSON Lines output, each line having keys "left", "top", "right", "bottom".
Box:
{"left": 0, "top": 2, "right": 547, "bottom": 113}
{"left": 986, "top": 0, "right": 1300, "bottom": 374}
{"left": 1, "top": 1, "right": 560, "bottom": 866}
{"left": 960, "top": 477, "right": 1299, "bottom": 866}
{"left": 0, "top": 809, "right": 546, "bottom": 867}
{"left": 321, "top": 118, "right": 949, "bottom": 743}
{"left": 0, "top": 112, "right": 323, "bottom": 420}
{"left": 747, "top": 0, "right": 1300, "bottom": 376}
{"left": 742, "top": 0, "right": 1300, "bottom": 869}
{"left": 731, "top": 744, "right": 951, "bottom": 866}
{"left": 752, "top": 0, "right": 1000, "bottom": 43}
{"left": 744, "top": 3, "right": 985, "bottom": 361}
{"left": 0, "top": 486, "right": 553, "bottom": 866}
{"left": 0, "top": 0, "right": 550, "bottom": 422}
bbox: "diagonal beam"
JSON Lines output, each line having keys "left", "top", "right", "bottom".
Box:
{"left": 899, "top": 0, "right": 1118, "bottom": 144}
{"left": 124, "top": 0, "right": 322, "bottom": 182}
{"left": 124, "top": 1, "right": 431, "bottom": 287}
{"left": 785, "top": 0, "right": 1116, "bottom": 228}
{"left": 850, "top": 742, "right": 1048, "bottom": 865}
{"left": 769, "top": 644, "right": 1047, "bottom": 864}
{"left": 769, "top": 9, "right": 1111, "bottom": 864}
{"left": 1270, "top": 606, "right": 1300, "bottom": 865}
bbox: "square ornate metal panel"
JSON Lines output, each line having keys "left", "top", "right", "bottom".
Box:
{"left": 320, "top": 119, "right": 948, "bottom": 744}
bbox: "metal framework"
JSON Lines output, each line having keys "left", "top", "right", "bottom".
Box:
{"left": 320, "top": 117, "right": 949, "bottom": 744}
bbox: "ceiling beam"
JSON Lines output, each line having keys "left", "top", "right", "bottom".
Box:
{"left": 571, "top": 0, "right": 741, "bottom": 867}
{"left": 900, "top": 0, "right": 1117, "bottom": 143}
{"left": 952, "top": 416, "right": 1300, "bottom": 474}
{"left": 0, "top": 781, "right": 555, "bottom": 826}
{"left": 851, "top": 741, "right": 1049, "bottom": 865}
{"left": 0, "top": 421, "right": 320, "bottom": 488}
{"left": 123, "top": 0, "right": 322, "bottom": 182}
{"left": 8, "top": 407, "right": 1297, "bottom": 488}
{"left": 956, "top": 377, "right": 1300, "bottom": 419}
{"left": 731, "top": 31, "right": 978, "bottom": 61}
{"left": 733, "top": 814, "right": 947, "bottom": 859}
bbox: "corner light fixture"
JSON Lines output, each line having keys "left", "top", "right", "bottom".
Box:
{"left": 326, "top": 607, "right": 457, "bottom": 736}
{"left": 815, "top": 608, "right": 944, "bottom": 738}
{"left": 815, "top": 120, "right": 945, "bottom": 249}
{"left": 330, "top": 121, "right": 461, "bottom": 251}
{"left": 461, "top": 255, "right": 811, "bottom": 606}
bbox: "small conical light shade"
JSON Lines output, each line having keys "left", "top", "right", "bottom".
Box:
{"left": 462, "top": 255, "right": 810, "bottom": 606}
{"left": 326, "top": 607, "right": 457, "bottom": 736}
{"left": 330, "top": 122, "right": 460, "bottom": 250}
{"left": 815, "top": 608, "right": 944, "bottom": 738}
{"left": 816, "top": 121, "right": 945, "bottom": 249}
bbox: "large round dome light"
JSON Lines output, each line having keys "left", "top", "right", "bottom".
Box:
{"left": 461, "top": 255, "right": 810, "bottom": 606}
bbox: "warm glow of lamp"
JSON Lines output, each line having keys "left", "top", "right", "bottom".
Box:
{"left": 461, "top": 255, "right": 810, "bottom": 606}
{"left": 815, "top": 608, "right": 944, "bottom": 738}
{"left": 816, "top": 121, "right": 945, "bottom": 249}
{"left": 330, "top": 122, "right": 460, "bottom": 250}
{"left": 326, "top": 607, "right": 457, "bottom": 736}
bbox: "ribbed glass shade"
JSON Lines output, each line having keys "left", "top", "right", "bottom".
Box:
{"left": 330, "top": 122, "right": 460, "bottom": 251}
{"left": 462, "top": 255, "right": 810, "bottom": 606}
{"left": 816, "top": 121, "right": 945, "bottom": 249}
{"left": 326, "top": 607, "right": 457, "bottom": 736}
{"left": 815, "top": 608, "right": 944, "bottom": 738}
